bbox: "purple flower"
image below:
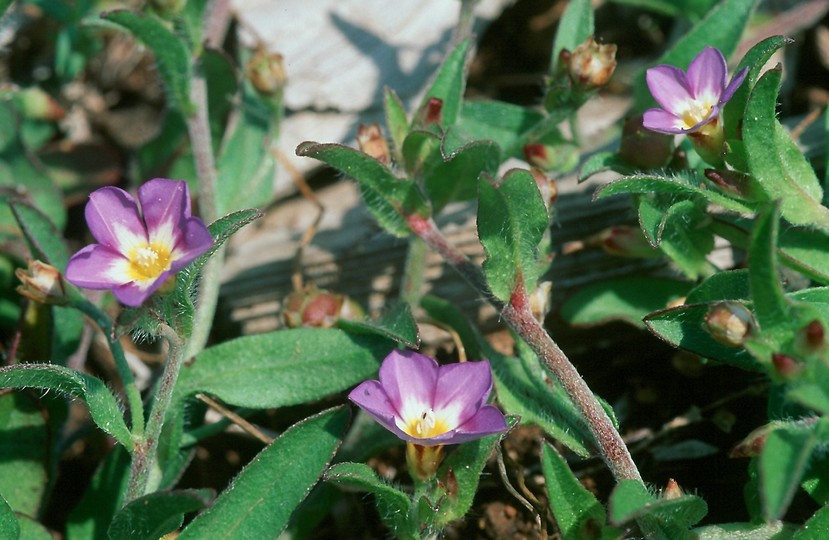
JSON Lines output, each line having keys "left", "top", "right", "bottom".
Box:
{"left": 65, "top": 178, "right": 213, "bottom": 307}
{"left": 643, "top": 46, "right": 747, "bottom": 135}
{"left": 348, "top": 349, "right": 508, "bottom": 446}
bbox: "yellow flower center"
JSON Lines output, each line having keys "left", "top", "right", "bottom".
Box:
{"left": 680, "top": 99, "right": 715, "bottom": 129}
{"left": 127, "top": 243, "right": 172, "bottom": 281}
{"left": 406, "top": 408, "right": 450, "bottom": 439}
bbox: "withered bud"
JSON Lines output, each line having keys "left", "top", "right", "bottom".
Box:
{"left": 772, "top": 353, "right": 803, "bottom": 379}
{"left": 560, "top": 36, "right": 617, "bottom": 90}
{"left": 15, "top": 259, "right": 68, "bottom": 305}
{"left": 529, "top": 168, "right": 558, "bottom": 211}
{"left": 523, "top": 143, "right": 578, "bottom": 173}
{"left": 591, "top": 225, "right": 658, "bottom": 258}
{"left": 283, "top": 285, "right": 363, "bottom": 328}
{"left": 705, "top": 302, "right": 754, "bottom": 347}
{"left": 356, "top": 123, "right": 390, "bottom": 164}
{"left": 704, "top": 169, "right": 753, "bottom": 197}
{"left": 529, "top": 281, "right": 553, "bottom": 322}
{"left": 246, "top": 49, "right": 287, "bottom": 97}
{"left": 663, "top": 478, "right": 683, "bottom": 500}
{"left": 618, "top": 114, "right": 674, "bottom": 169}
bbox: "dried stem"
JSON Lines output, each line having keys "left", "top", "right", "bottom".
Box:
{"left": 406, "top": 214, "right": 643, "bottom": 484}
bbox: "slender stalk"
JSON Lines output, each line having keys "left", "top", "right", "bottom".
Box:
{"left": 185, "top": 59, "right": 223, "bottom": 358}
{"left": 73, "top": 299, "right": 144, "bottom": 437}
{"left": 405, "top": 214, "right": 643, "bottom": 483}
{"left": 125, "top": 324, "right": 185, "bottom": 502}
{"left": 452, "top": 0, "right": 480, "bottom": 45}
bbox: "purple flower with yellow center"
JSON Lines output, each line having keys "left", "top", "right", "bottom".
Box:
{"left": 348, "top": 349, "right": 507, "bottom": 480}
{"left": 643, "top": 46, "right": 746, "bottom": 137}
{"left": 65, "top": 178, "right": 213, "bottom": 307}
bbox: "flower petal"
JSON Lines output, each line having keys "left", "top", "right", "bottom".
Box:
{"left": 169, "top": 217, "right": 214, "bottom": 272}
{"left": 139, "top": 179, "right": 190, "bottom": 252}
{"left": 453, "top": 405, "right": 509, "bottom": 442}
{"left": 642, "top": 108, "right": 687, "bottom": 134}
{"left": 85, "top": 187, "right": 147, "bottom": 254}
{"left": 65, "top": 244, "right": 131, "bottom": 289}
{"left": 645, "top": 65, "right": 693, "bottom": 113}
{"left": 687, "top": 46, "right": 727, "bottom": 101}
{"left": 348, "top": 380, "right": 412, "bottom": 440}
{"left": 720, "top": 66, "right": 748, "bottom": 105}
{"left": 433, "top": 360, "right": 494, "bottom": 428}
{"left": 111, "top": 271, "right": 172, "bottom": 307}
{"left": 378, "top": 350, "right": 439, "bottom": 424}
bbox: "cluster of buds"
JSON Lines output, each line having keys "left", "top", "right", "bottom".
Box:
{"left": 559, "top": 36, "right": 618, "bottom": 91}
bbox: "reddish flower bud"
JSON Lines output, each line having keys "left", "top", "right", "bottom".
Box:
{"left": 772, "top": 353, "right": 803, "bottom": 379}
{"left": 705, "top": 302, "right": 754, "bottom": 347}
{"left": 561, "top": 36, "right": 617, "bottom": 90}
{"left": 618, "top": 114, "right": 674, "bottom": 169}
{"left": 801, "top": 319, "right": 825, "bottom": 350}
{"left": 663, "top": 478, "right": 683, "bottom": 500}
{"left": 523, "top": 143, "right": 578, "bottom": 173}
{"left": 596, "top": 226, "right": 658, "bottom": 258}
{"left": 729, "top": 426, "right": 769, "bottom": 458}
{"left": 282, "top": 285, "right": 363, "bottom": 328}
{"left": 422, "top": 97, "right": 443, "bottom": 126}
{"left": 356, "top": 123, "right": 390, "bottom": 164}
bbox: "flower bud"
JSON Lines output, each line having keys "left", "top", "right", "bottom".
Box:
{"left": 595, "top": 226, "right": 658, "bottom": 258}
{"left": 356, "top": 123, "right": 390, "bottom": 164}
{"left": 523, "top": 143, "right": 578, "bottom": 173}
{"left": 771, "top": 353, "right": 803, "bottom": 379}
{"left": 419, "top": 97, "right": 443, "bottom": 127}
{"left": 530, "top": 168, "right": 558, "bottom": 211}
{"left": 283, "top": 285, "right": 363, "bottom": 328}
{"left": 798, "top": 319, "right": 825, "bottom": 351}
{"left": 560, "top": 36, "right": 617, "bottom": 90}
{"left": 406, "top": 442, "right": 444, "bottom": 482}
{"left": 705, "top": 302, "right": 754, "bottom": 347}
{"left": 704, "top": 169, "right": 754, "bottom": 198}
{"left": 246, "top": 49, "right": 287, "bottom": 98}
{"left": 618, "top": 114, "right": 674, "bottom": 169}
{"left": 663, "top": 478, "right": 683, "bottom": 500}
{"left": 15, "top": 259, "right": 69, "bottom": 305}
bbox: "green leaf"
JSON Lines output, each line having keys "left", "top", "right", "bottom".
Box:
{"left": 659, "top": 199, "right": 717, "bottom": 279}
{"left": 108, "top": 489, "right": 213, "bottom": 540}
{"left": 0, "top": 364, "right": 133, "bottom": 449}
{"left": 632, "top": 0, "right": 757, "bottom": 111}
{"left": 216, "top": 83, "right": 277, "bottom": 216}
{"left": 338, "top": 302, "right": 419, "bottom": 349}
{"left": 760, "top": 422, "right": 818, "bottom": 520}
{"left": 458, "top": 100, "right": 543, "bottom": 159}
{"left": 179, "top": 406, "right": 349, "bottom": 539}
{"left": 724, "top": 35, "right": 792, "bottom": 141}
{"left": 685, "top": 270, "right": 750, "bottom": 304}
{"left": 542, "top": 442, "right": 606, "bottom": 538}
{"left": 608, "top": 480, "right": 655, "bottom": 525}
{"left": 795, "top": 504, "right": 829, "bottom": 539}
{"left": 609, "top": 479, "right": 707, "bottom": 536}
{"left": 578, "top": 151, "right": 633, "bottom": 182}
{"left": 0, "top": 392, "right": 48, "bottom": 517}
{"left": 779, "top": 226, "right": 829, "bottom": 285}
{"left": 477, "top": 169, "right": 549, "bottom": 302}
{"left": 296, "top": 141, "right": 430, "bottom": 237}
{"left": 644, "top": 304, "right": 761, "bottom": 371}
{"left": 384, "top": 87, "right": 408, "bottom": 162}
{"left": 8, "top": 199, "right": 69, "bottom": 268}
{"left": 0, "top": 494, "right": 19, "bottom": 540}
{"left": 324, "top": 462, "right": 415, "bottom": 538}
{"left": 413, "top": 39, "right": 470, "bottom": 129}
{"left": 550, "top": 0, "right": 593, "bottom": 74}
{"left": 749, "top": 204, "right": 792, "bottom": 341}
{"left": 66, "top": 446, "right": 131, "bottom": 540}
{"left": 744, "top": 68, "right": 829, "bottom": 229}
{"left": 175, "top": 328, "right": 390, "bottom": 408}
{"left": 424, "top": 136, "right": 500, "bottom": 212}
{"left": 419, "top": 295, "right": 482, "bottom": 361}
{"left": 16, "top": 517, "right": 51, "bottom": 540}
{"left": 434, "top": 418, "right": 514, "bottom": 526}
{"left": 204, "top": 48, "right": 239, "bottom": 156}
{"left": 94, "top": 10, "right": 193, "bottom": 114}
{"left": 562, "top": 276, "right": 691, "bottom": 328}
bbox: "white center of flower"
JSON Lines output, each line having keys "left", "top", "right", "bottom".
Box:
{"left": 128, "top": 243, "right": 172, "bottom": 281}
{"left": 406, "top": 408, "right": 450, "bottom": 439}
{"left": 680, "top": 98, "right": 716, "bottom": 129}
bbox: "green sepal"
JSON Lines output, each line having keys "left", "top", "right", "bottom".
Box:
{"left": 542, "top": 441, "right": 606, "bottom": 538}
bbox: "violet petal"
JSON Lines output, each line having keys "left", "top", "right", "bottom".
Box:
{"left": 720, "top": 67, "right": 748, "bottom": 104}
{"left": 433, "top": 361, "right": 493, "bottom": 427}
{"left": 646, "top": 65, "right": 692, "bottom": 113}
{"left": 169, "top": 217, "right": 214, "bottom": 272}
{"left": 643, "top": 108, "right": 687, "bottom": 134}
{"left": 65, "top": 244, "right": 131, "bottom": 289}
{"left": 111, "top": 272, "right": 172, "bottom": 307}
{"left": 85, "top": 187, "right": 147, "bottom": 253}
{"left": 378, "top": 350, "right": 439, "bottom": 423}
{"left": 687, "top": 46, "right": 727, "bottom": 101}
{"left": 139, "top": 179, "right": 189, "bottom": 246}
{"left": 348, "top": 380, "right": 412, "bottom": 440}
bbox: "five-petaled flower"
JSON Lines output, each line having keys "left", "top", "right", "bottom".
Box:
{"left": 65, "top": 178, "right": 213, "bottom": 307}
{"left": 348, "top": 350, "right": 507, "bottom": 446}
{"left": 643, "top": 46, "right": 747, "bottom": 136}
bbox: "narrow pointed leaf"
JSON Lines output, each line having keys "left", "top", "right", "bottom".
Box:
{"left": 413, "top": 39, "right": 470, "bottom": 129}
{"left": 179, "top": 407, "right": 350, "bottom": 539}
{"left": 109, "top": 489, "right": 213, "bottom": 540}
{"left": 760, "top": 422, "right": 818, "bottom": 520}
{"left": 297, "top": 141, "right": 429, "bottom": 237}
{"left": 458, "top": 100, "right": 543, "bottom": 160}
{"left": 338, "top": 302, "right": 419, "bottom": 349}
{"left": 744, "top": 68, "right": 829, "bottom": 228}
{"left": 749, "top": 204, "right": 792, "bottom": 339}
{"left": 384, "top": 87, "right": 408, "bottom": 161}
{"left": 478, "top": 169, "right": 548, "bottom": 302}
{"left": 542, "top": 442, "right": 605, "bottom": 538}
{"left": 0, "top": 364, "right": 132, "bottom": 449}
{"left": 9, "top": 199, "right": 69, "bottom": 268}
{"left": 175, "top": 328, "right": 390, "bottom": 408}
{"left": 66, "top": 446, "right": 131, "bottom": 540}
{"left": 550, "top": 0, "right": 593, "bottom": 74}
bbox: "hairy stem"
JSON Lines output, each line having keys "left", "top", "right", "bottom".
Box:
{"left": 406, "top": 214, "right": 642, "bottom": 483}
{"left": 125, "top": 324, "right": 185, "bottom": 502}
